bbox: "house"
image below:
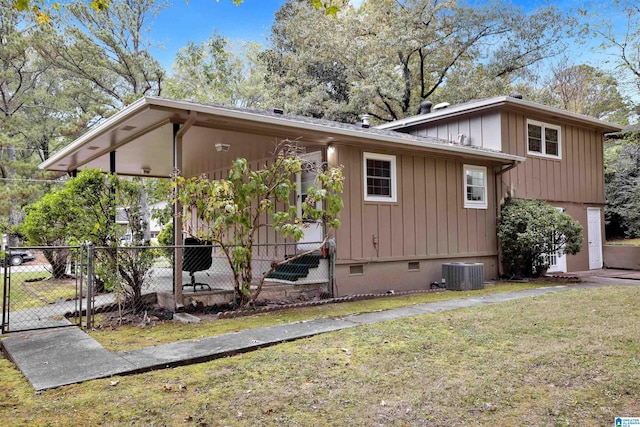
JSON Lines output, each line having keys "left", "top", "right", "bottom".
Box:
{"left": 39, "top": 95, "right": 622, "bottom": 305}
{"left": 378, "top": 95, "right": 622, "bottom": 274}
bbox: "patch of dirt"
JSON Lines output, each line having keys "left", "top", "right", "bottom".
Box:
{"left": 499, "top": 275, "right": 581, "bottom": 284}
{"left": 93, "top": 288, "right": 446, "bottom": 328}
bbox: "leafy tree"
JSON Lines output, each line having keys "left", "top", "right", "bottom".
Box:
{"left": 534, "top": 62, "right": 631, "bottom": 124}
{"left": 262, "top": 0, "right": 571, "bottom": 123}
{"left": 20, "top": 169, "right": 155, "bottom": 307}
{"left": 174, "top": 142, "right": 344, "bottom": 307}
{"left": 35, "top": 0, "right": 166, "bottom": 111}
{"left": 165, "top": 34, "right": 267, "bottom": 108}
{"left": 604, "top": 135, "right": 640, "bottom": 238}
{"left": 589, "top": 0, "right": 640, "bottom": 99}
{"left": 0, "top": 2, "right": 44, "bottom": 247}
{"left": 20, "top": 189, "right": 73, "bottom": 277}
{"left": 498, "top": 198, "right": 583, "bottom": 277}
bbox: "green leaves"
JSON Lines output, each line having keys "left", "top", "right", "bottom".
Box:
{"left": 173, "top": 143, "right": 343, "bottom": 306}
{"left": 498, "top": 198, "right": 583, "bottom": 277}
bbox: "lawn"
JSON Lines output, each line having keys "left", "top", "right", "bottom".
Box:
{"left": 607, "top": 238, "right": 640, "bottom": 246}
{"left": 0, "top": 271, "right": 81, "bottom": 311}
{"left": 1, "top": 285, "right": 639, "bottom": 425}
{"left": 90, "top": 283, "right": 544, "bottom": 351}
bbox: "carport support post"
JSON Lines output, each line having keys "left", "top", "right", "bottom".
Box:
{"left": 172, "top": 112, "right": 197, "bottom": 310}
{"left": 173, "top": 122, "right": 184, "bottom": 309}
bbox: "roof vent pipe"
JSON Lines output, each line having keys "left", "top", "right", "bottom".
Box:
{"left": 509, "top": 92, "right": 523, "bottom": 99}
{"left": 419, "top": 101, "right": 432, "bottom": 115}
{"left": 361, "top": 114, "right": 370, "bottom": 127}
{"left": 268, "top": 107, "right": 284, "bottom": 115}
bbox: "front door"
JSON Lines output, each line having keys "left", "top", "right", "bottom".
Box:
{"left": 587, "top": 207, "right": 603, "bottom": 269}
{"left": 297, "top": 151, "right": 323, "bottom": 251}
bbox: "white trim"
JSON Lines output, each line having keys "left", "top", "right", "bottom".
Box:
{"left": 463, "top": 165, "right": 488, "bottom": 209}
{"left": 363, "top": 152, "right": 397, "bottom": 203}
{"left": 526, "top": 119, "right": 562, "bottom": 159}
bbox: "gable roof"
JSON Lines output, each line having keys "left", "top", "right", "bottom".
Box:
{"left": 40, "top": 97, "right": 524, "bottom": 177}
{"left": 376, "top": 96, "right": 624, "bottom": 133}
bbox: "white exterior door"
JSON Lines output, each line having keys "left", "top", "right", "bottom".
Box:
{"left": 297, "top": 151, "right": 323, "bottom": 250}
{"left": 587, "top": 208, "right": 603, "bottom": 269}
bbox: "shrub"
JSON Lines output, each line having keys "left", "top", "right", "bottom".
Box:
{"left": 498, "top": 198, "right": 583, "bottom": 277}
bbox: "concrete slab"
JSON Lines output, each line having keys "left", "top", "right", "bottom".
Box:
{"left": 173, "top": 312, "right": 200, "bottom": 323}
{"left": 1, "top": 328, "right": 136, "bottom": 391}
{"left": 119, "top": 317, "right": 355, "bottom": 371}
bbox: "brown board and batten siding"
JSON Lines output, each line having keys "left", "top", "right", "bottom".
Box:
{"left": 411, "top": 111, "right": 502, "bottom": 151}
{"left": 499, "top": 110, "right": 605, "bottom": 205}
{"left": 332, "top": 144, "right": 498, "bottom": 294}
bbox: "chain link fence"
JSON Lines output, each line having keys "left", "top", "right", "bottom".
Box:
{"left": 3, "top": 241, "right": 332, "bottom": 332}
{"left": 2, "top": 246, "right": 85, "bottom": 333}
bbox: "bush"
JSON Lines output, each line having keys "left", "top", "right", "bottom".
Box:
{"left": 498, "top": 198, "right": 583, "bottom": 277}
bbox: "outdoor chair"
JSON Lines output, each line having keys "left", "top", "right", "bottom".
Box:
{"left": 182, "top": 237, "right": 213, "bottom": 292}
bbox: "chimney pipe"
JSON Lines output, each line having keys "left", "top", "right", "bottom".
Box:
{"left": 419, "top": 101, "right": 432, "bottom": 115}
{"left": 361, "top": 114, "right": 370, "bottom": 126}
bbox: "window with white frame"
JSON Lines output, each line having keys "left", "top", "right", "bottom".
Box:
{"left": 464, "top": 165, "right": 487, "bottom": 209}
{"left": 363, "top": 152, "right": 397, "bottom": 202}
{"left": 527, "top": 119, "right": 561, "bottom": 158}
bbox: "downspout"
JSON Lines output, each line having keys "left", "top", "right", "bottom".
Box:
{"left": 494, "top": 160, "right": 521, "bottom": 277}
{"left": 173, "top": 111, "right": 197, "bottom": 309}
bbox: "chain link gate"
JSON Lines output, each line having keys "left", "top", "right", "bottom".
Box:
{"left": 2, "top": 246, "right": 86, "bottom": 333}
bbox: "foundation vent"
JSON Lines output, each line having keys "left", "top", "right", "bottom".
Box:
{"left": 349, "top": 265, "right": 364, "bottom": 275}
{"left": 408, "top": 261, "right": 420, "bottom": 271}
{"left": 441, "top": 263, "right": 484, "bottom": 291}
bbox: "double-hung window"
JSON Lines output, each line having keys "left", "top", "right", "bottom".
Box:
{"left": 363, "top": 152, "right": 397, "bottom": 202}
{"left": 463, "top": 165, "right": 487, "bottom": 209}
{"left": 527, "top": 119, "right": 561, "bottom": 159}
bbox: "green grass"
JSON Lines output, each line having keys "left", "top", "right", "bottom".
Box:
{"left": 1, "top": 285, "right": 639, "bottom": 425}
{"left": 90, "top": 283, "right": 545, "bottom": 351}
{"left": 0, "top": 271, "right": 59, "bottom": 309}
{"left": 607, "top": 238, "right": 640, "bottom": 246}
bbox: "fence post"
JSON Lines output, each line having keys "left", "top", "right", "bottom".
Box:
{"left": 78, "top": 246, "right": 84, "bottom": 329}
{"left": 86, "top": 243, "right": 94, "bottom": 329}
{"left": 328, "top": 238, "right": 337, "bottom": 298}
{"left": 2, "top": 252, "right": 9, "bottom": 334}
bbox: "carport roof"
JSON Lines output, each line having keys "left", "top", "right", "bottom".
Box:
{"left": 40, "top": 97, "right": 524, "bottom": 177}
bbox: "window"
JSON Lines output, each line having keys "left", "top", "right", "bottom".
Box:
{"left": 527, "top": 120, "right": 561, "bottom": 158}
{"left": 464, "top": 165, "right": 487, "bottom": 209}
{"left": 364, "top": 152, "right": 397, "bottom": 202}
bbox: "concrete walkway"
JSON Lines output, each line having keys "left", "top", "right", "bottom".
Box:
{"left": 2, "top": 276, "right": 638, "bottom": 392}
